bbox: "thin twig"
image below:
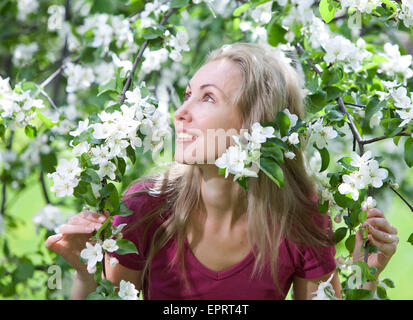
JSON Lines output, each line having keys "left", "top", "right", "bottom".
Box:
{"left": 1, "top": 131, "right": 14, "bottom": 216}
{"left": 39, "top": 171, "right": 51, "bottom": 204}
{"left": 389, "top": 185, "right": 413, "bottom": 212}
{"left": 119, "top": 7, "right": 181, "bottom": 105}
{"left": 361, "top": 133, "right": 411, "bottom": 145}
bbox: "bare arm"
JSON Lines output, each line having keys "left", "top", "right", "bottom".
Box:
{"left": 70, "top": 255, "right": 143, "bottom": 300}
{"left": 292, "top": 270, "right": 342, "bottom": 300}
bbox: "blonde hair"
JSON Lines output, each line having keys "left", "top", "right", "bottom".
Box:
{"left": 123, "top": 42, "right": 334, "bottom": 298}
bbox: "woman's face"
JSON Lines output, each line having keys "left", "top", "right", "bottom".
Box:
{"left": 173, "top": 58, "right": 244, "bottom": 165}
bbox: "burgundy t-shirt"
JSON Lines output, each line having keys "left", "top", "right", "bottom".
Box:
{"left": 108, "top": 183, "right": 336, "bottom": 300}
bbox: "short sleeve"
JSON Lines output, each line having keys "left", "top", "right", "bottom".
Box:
{"left": 294, "top": 204, "right": 337, "bottom": 279}
{"left": 106, "top": 182, "right": 156, "bottom": 271}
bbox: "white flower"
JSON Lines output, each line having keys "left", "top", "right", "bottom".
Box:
{"left": 350, "top": 150, "right": 372, "bottom": 168}
{"left": 13, "top": 43, "right": 38, "bottom": 66}
{"left": 112, "top": 223, "right": 127, "bottom": 235}
{"left": 141, "top": 48, "right": 169, "bottom": 74}
{"left": 118, "top": 280, "right": 139, "bottom": 300}
{"left": 288, "top": 132, "right": 300, "bottom": 145}
{"left": 102, "top": 239, "right": 119, "bottom": 253}
{"left": 284, "top": 151, "right": 296, "bottom": 159}
{"left": 395, "top": 107, "right": 413, "bottom": 127}
{"left": 32, "top": 204, "right": 69, "bottom": 233}
{"left": 69, "top": 119, "right": 89, "bottom": 137}
{"left": 91, "top": 122, "right": 115, "bottom": 140}
{"left": 380, "top": 43, "right": 413, "bottom": 81}
{"left": 369, "top": 110, "right": 382, "bottom": 128}
{"left": 361, "top": 196, "right": 377, "bottom": 211}
{"left": 312, "top": 273, "right": 337, "bottom": 300}
{"left": 111, "top": 53, "right": 133, "bottom": 78}
{"left": 97, "top": 160, "right": 117, "bottom": 181}
{"left": 90, "top": 145, "right": 113, "bottom": 165}
{"left": 71, "top": 141, "right": 90, "bottom": 155}
{"left": 244, "top": 122, "right": 275, "bottom": 144}
{"left": 251, "top": 2, "right": 273, "bottom": 25}
{"left": 215, "top": 146, "right": 248, "bottom": 179}
{"left": 310, "top": 119, "right": 337, "bottom": 149}
{"left": 80, "top": 242, "right": 104, "bottom": 273}
{"left": 400, "top": 0, "right": 413, "bottom": 28}
{"left": 283, "top": 108, "right": 298, "bottom": 130}
{"left": 391, "top": 86, "right": 411, "bottom": 108}
{"left": 360, "top": 160, "right": 388, "bottom": 188}
{"left": 338, "top": 172, "right": 362, "bottom": 201}
{"left": 109, "top": 257, "right": 119, "bottom": 267}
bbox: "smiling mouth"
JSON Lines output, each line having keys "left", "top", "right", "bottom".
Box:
{"left": 176, "top": 137, "right": 197, "bottom": 142}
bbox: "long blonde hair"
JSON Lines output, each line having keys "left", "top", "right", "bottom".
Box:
{"left": 123, "top": 42, "right": 334, "bottom": 298}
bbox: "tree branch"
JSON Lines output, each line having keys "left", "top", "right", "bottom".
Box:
{"left": 119, "top": 7, "right": 181, "bottom": 105}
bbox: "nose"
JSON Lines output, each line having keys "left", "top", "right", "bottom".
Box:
{"left": 174, "top": 101, "right": 192, "bottom": 124}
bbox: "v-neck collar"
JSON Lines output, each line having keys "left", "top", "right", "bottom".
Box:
{"left": 183, "top": 237, "right": 256, "bottom": 280}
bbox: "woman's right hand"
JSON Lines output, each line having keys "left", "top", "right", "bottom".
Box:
{"left": 45, "top": 211, "right": 110, "bottom": 277}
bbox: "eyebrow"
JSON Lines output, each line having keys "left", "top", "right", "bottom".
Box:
{"left": 187, "top": 82, "right": 229, "bottom": 102}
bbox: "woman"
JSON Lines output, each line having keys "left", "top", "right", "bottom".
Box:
{"left": 45, "top": 42, "right": 399, "bottom": 300}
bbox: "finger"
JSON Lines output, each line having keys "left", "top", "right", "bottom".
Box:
{"left": 45, "top": 233, "right": 63, "bottom": 249}
{"left": 352, "top": 228, "right": 365, "bottom": 261}
{"left": 368, "top": 234, "right": 397, "bottom": 257}
{"left": 366, "top": 208, "right": 384, "bottom": 219}
{"left": 59, "top": 224, "right": 95, "bottom": 234}
{"left": 67, "top": 216, "right": 103, "bottom": 230}
{"left": 365, "top": 223, "right": 398, "bottom": 244}
{"left": 364, "top": 217, "right": 397, "bottom": 235}
{"left": 79, "top": 211, "right": 108, "bottom": 223}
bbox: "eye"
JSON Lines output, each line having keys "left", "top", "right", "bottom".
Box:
{"left": 183, "top": 91, "right": 190, "bottom": 101}
{"left": 203, "top": 94, "right": 214, "bottom": 103}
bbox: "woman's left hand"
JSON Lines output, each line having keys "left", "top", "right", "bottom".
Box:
{"left": 353, "top": 208, "right": 399, "bottom": 276}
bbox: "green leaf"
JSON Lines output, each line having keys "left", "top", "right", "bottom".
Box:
{"left": 87, "top": 292, "right": 105, "bottom": 300}
{"left": 275, "top": 111, "right": 290, "bottom": 137}
{"left": 259, "top": 157, "right": 284, "bottom": 188}
{"left": 126, "top": 145, "right": 136, "bottom": 165}
{"left": 267, "top": 20, "right": 287, "bottom": 47}
{"left": 345, "top": 289, "right": 373, "bottom": 300}
{"left": 318, "top": 199, "right": 329, "bottom": 214}
{"left": 170, "top": 0, "right": 189, "bottom": 9}
{"left": 97, "top": 79, "right": 118, "bottom": 97}
{"left": 337, "top": 157, "right": 358, "bottom": 172}
{"left": 376, "top": 286, "right": 388, "bottom": 299}
{"left": 325, "top": 86, "right": 341, "bottom": 101}
{"left": 321, "top": 68, "right": 342, "bottom": 86}
{"left": 233, "top": 3, "right": 251, "bottom": 16}
{"left": 103, "top": 183, "right": 119, "bottom": 210}
{"left": 261, "top": 142, "right": 284, "bottom": 163}
{"left": 333, "top": 227, "right": 347, "bottom": 244}
{"left": 365, "top": 96, "right": 384, "bottom": 123}
{"left": 345, "top": 234, "right": 356, "bottom": 253}
{"left": 24, "top": 124, "right": 37, "bottom": 138}
{"left": 115, "top": 200, "right": 133, "bottom": 217}
{"left": 40, "top": 153, "right": 57, "bottom": 173}
{"left": 37, "top": 112, "right": 58, "bottom": 128}
{"left": 382, "top": 278, "right": 395, "bottom": 288}
{"left": 81, "top": 169, "right": 101, "bottom": 184}
{"left": 313, "top": 144, "right": 330, "bottom": 172}
{"left": 116, "top": 239, "right": 139, "bottom": 255}
{"left": 404, "top": 137, "right": 413, "bottom": 168}
{"left": 308, "top": 91, "right": 326, "bottom": 113}
{"left": 142, "top": 27, "right": 163, "bottom": 40}
{"left": 15, "top": 260, "right": 35, "bottom": 282}
{"left": 408, "top": 232, "right": 413, "bottom": 246}
{"left": 116, "top": 157, "right": 126, "bottom": 176}
{"left": 319, "top": 0, "right": 336, "bottom": 23}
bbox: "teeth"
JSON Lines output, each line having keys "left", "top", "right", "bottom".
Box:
{"left": 177, "top": 133, "right": 195, "bottom": 140}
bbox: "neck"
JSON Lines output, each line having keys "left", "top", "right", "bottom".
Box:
{"left": 196, "top": 164, "right": 246, "bottom": 230}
